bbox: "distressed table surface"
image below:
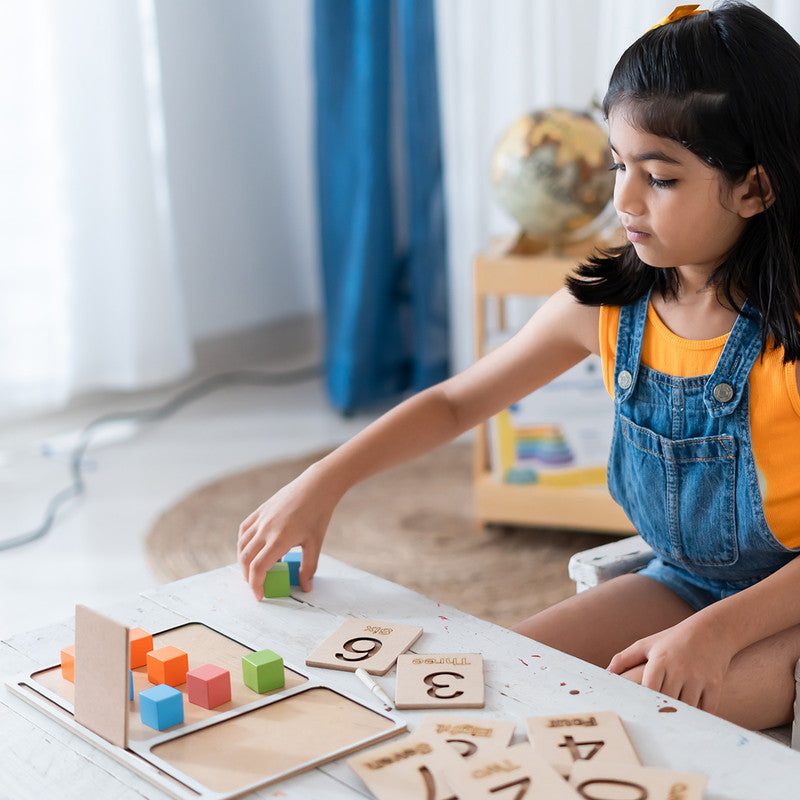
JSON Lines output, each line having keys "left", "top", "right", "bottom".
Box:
{"left": 2, "top": 555, "right": 798, "bottom": 800}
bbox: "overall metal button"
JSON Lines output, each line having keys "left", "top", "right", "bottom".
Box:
{"left": 617, "top": 370, "right": 633, "bottom": 390}
{"left": 713, "top": 382, "right": 734, "bottom": 403}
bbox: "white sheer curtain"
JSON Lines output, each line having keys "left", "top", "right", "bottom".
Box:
{"left": 435, "top": 0, "right": 798, "bottom": 373}
{"left": 0, "top": 0, "right": 192, "bottom": 423}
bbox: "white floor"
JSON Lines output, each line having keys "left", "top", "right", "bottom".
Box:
{"left": 0, "top": 365, "right": 378, "bottom": 641}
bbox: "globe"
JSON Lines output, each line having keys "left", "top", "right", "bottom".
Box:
{"left": 490, "top": 108, "right": 616, "bottom": 242}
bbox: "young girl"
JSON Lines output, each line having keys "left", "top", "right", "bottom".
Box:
{"left": 238, "top": 2, "right": 800, "bottom": 731}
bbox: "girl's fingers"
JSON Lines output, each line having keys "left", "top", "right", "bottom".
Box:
{"left": 248, "top": 544, "right": 283, "bottom": 600}
{"left": 607, "top": 641, "right": 646, "bottom": 675}
{"left": 298, "top": 544, "right": 321, "bottom": 592}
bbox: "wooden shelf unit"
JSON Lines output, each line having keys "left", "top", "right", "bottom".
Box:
{"left": 472, "top": 236, "right": 634, "bottom": 534}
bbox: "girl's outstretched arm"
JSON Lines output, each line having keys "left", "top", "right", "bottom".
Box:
{"left": 237, "top": 288, "right": 600, "bottom": 599}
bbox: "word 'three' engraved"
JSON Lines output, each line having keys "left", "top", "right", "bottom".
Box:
{"left": 412, "top": 656, "right": 472, "bottom": 666}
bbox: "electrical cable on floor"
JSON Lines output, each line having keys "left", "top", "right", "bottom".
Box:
{"left": 0, "top": 364, "right": 321, "bottom": 552}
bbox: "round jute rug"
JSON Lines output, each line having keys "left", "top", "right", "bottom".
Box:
{"left": 145, "top": 443, "right": 619, "bottom": 628}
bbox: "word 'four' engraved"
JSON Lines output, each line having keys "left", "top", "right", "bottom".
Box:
{"left": 547, "top": 716, "right": 598, "bottom": 728}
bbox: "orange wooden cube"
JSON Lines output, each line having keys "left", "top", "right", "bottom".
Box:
{"left": 129, "top": 627, "right": 153, "bottom": 669}
{"left": 60, "top": 645, "right": 75, "bottom": 683}
{"left": 146, "top": 645, "right": 189, "bottom": 687}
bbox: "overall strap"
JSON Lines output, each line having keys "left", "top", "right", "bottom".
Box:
{"left": 613, "top": 290, "right": 651, "bottom": 402}
{"left": 703, "top": 300, "right": 762, "bottom": 418}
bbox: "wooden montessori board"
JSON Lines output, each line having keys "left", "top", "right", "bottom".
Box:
{"left": 9, "top": 618, "right": 407, "bottom": 799}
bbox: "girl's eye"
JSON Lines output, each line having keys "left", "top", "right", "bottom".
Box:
{"left": 609, "top": 162, "right": 625, "bottom": 173}
{"left": 649, "top": 176, "right": 677, "bottom": 189}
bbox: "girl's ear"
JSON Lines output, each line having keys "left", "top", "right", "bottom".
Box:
{"left": 737, "top": 165, "right": 776, "bottom": 218}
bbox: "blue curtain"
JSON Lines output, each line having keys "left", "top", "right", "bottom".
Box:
{"left": 314, "top": 0, "right": 449, "bottom": 414}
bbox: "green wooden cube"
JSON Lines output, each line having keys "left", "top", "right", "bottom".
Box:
{"left": 242, "top": 649, "right": 285, "bottom": 693}
{"left": 262, "top": 562, "right": 291, "bottom": 598}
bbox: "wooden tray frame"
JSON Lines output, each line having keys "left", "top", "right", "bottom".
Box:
{"left": 7, "top": 620, "right": 407, "bottom": 799}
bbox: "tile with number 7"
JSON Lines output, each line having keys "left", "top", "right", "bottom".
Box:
{"left": 305, "top": 617, "right": 423, "bottom": 676}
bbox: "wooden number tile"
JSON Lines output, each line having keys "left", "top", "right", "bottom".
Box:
{"left": 414, "top": 715, "right": 515, "bottom": 759}
{"left": 395, "top": 653, "right": 485, "bottom": 710}
{"left": 348, "top": 734, "right": 463, "bottom": 800}
{"left": 444, "top": 742, "right": 581, "bottom": 799}
{"left": 569, "top": 760, "right": 708, "bottom": 800}
{"left": 306, "top": 617, "right": 423, "bottom": 676}
{"left": 525, "top": 710, "right": 640, "bottom": 778}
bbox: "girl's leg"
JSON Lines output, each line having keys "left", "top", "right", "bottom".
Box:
{"left": 512, "top": 573, "right": 694, "bottom": 668}
{"left": 514, "top": 572, "right": 800, "bottom": 730}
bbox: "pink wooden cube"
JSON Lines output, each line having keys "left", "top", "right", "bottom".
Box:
{"left": 186, "top": 663, "right": 231, "bottom": 710}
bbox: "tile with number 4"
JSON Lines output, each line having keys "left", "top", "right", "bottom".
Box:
{"left": 525, "top": 710, "right": 640, "bottom": 778}
{"left": 395, "top": 653, "right": 484, "bottom": 710}
{"left": 305, "top": 617, "right": 423, "bottom": 676}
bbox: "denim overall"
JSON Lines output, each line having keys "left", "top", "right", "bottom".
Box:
{"left": 608, "top": 291, "right": 798, "bottom": 610}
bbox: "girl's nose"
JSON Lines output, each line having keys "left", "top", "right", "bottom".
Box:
{"left": 614, "top": 173, "right": 645, "bottom": 217}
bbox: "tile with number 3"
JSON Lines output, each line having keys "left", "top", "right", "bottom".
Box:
{"left": 395, "top": 653, "right": 484, "bottom": 710}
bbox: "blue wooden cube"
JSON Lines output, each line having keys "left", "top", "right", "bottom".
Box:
{"left": 263, "top": 562, "right": 291, "bottom": 598}
{"left": 281, "top": 551, "right": 302, "bottom": 586}
{"left": 139, "top": 684, "right": 184, "bottom": 731}
{"left": 242, "top": 649, "right": 285, "bottom": 693}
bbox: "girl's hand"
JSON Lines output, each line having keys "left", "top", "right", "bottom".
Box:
{"left": 607, "top": 616, "right": 735, "bottom": 714}
{"left": 237, "top": 464, "right": 338, "bottom": 600}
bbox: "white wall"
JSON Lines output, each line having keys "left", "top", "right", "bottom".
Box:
{"left": 154, "top": 0, "right": 320, "bottom": 343}
{"left": 149, "top": 0, "right": 800, "bottom": 369}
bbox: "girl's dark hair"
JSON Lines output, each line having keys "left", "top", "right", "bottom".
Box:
{"left": 567, "top": 1, "right": 800, "bottom": 361}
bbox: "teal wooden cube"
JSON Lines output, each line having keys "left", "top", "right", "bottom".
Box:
{"left": 262, "top": 562, "right": 291, "bottom": 598}
{"left": 281, "top": 551, "right": 302, "bottom": 586}
{"left": 139, "top": 683, "right": 184, "bottom": 731}
{"left": 242, "top": 649, "right": 285, "bottom": 693}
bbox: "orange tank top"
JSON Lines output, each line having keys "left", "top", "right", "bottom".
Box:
{"left": 600, "top": 303, "right": 800, "bottom": 548}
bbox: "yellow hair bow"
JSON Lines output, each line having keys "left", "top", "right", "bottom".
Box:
{"left": 648, "top": 4, "right": 708, "bottom": 32}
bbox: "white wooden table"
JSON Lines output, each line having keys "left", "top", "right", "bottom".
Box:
{"left": 2, "top": 555, "right": 799, "bottom": 799}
